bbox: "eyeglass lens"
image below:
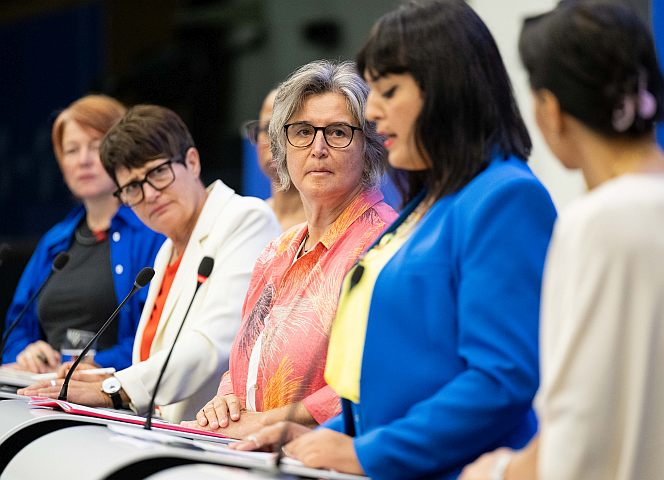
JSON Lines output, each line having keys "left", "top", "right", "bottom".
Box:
{"left": 285, "top": 122, "right": 357, "bottom": 148}
{"left": 117, "top": 161, "right": 175, "bottom": 206}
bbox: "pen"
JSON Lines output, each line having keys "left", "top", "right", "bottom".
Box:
{"left": 33, "top": 367, "right": 116, "bottom": 381}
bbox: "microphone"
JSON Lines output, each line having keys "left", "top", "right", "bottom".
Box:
{"left": 144, "top": 256, "right": 214, "bottom": 429}
{"left": 0, "top": 252, "right": 70, "bottom": 363}
{"left": 58, "top": 267, "right": 154, "bottom": 401}
{"left": 0, "top": 243, "right": 9, "bottom": 267}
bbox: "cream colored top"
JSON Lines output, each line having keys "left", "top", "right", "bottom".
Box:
{"left": 537, "top": 174, "right": 664, "bottom": 480}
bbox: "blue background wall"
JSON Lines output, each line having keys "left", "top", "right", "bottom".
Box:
{"left": 654, "top": 0, "right": 664, "bottom": 146}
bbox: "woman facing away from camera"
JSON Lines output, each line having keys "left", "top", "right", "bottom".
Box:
{"left": 461, "top": 2, "right": 664, "bottom": 480}
{"left": 243, "top": 89, "right": 306, "bottom": 231}
{"left": 2, "top": 95, "right": 164, "bottom": 373}
{"left": 227, "top": 1, "right": 557, "bottom": 478}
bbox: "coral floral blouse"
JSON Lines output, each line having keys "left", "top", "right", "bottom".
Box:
{"left": 217, "top": 189, "right": 396, "bottom": 423}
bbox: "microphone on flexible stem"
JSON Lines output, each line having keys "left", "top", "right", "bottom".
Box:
{"left": 144, "top": 256, "right": 214, "bottom": 430}
{"left": 0, "top": 252, "right": 70, "bottom": 363}
{"left": 0, "top": 243, "right": 10, "bottom": 267}
{"left": 58, "top": 267, "right": 155, "bottom": 401}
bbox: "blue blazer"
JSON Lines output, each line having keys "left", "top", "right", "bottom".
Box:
{"left": 325, "top": 156, "right": 557, "bottom": 479}
{"left": 2, "top": 205, "right": 164, "bottom": 370}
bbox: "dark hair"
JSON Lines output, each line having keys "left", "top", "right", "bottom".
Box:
{"left": 100, "top": 104, "right": 195, "bottom": 182}
{"left": 519, "top": 0, "right": 664, "bottom": 138}
{"left": 357, "top": 0, "right": 531, "bottom": 204}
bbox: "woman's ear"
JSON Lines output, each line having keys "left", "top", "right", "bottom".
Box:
{"left": 184, "top": 147, "right": 202, "bottom": 178}
{"left": 533, "top": 89, "right": 564, "bottom": 137}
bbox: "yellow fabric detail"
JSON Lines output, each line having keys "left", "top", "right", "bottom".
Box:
{"left": 325, "top": 231, "right": 409, "bottom": 403}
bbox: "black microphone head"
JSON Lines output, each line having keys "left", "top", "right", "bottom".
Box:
{"left": 198, "top": 256, "right": 214, "bottom": 279}
{"left": 135, "top": 267, "right": 155, "bottom": 288}
{"left": 52, "top": 252, "right": 70, "bottom": 271}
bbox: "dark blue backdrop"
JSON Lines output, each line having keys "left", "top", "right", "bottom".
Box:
{"left": 0, "top": 2, "right": 104, "bottom": 238}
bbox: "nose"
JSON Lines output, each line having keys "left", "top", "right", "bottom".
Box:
{"left": 310, "top": 129, "right": 329, "bottom": 158}
{"left": 79, "top": 145, "right": 96, "bottom": 166}
{"left": 142, "top": 181, "right": 160, "bottom": 202}
{"left": 365, "top": 89, "right": 381, "bottom": 122}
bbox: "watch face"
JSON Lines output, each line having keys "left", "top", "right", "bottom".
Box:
{"left": 102, "top": 377, "right": 121, "bottom": 394}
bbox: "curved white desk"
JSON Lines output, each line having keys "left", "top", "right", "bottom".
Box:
{"left": 3, "top": 425, "right": 368, "bottom": 480}
{"left": 0, "top": 400, "right": 231, "bottom": 477}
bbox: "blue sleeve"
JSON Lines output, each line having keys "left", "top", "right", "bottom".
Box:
{"left": 94, "top": 225, "right": 164, "bottom": 370}
{"left": 321, "top": 413, "right": 345, "bottom": 433}
{"left": 2, "top": 240, "right": 54, "bottom": 364}
{"left": 354, "top": 177, "right": 556, "bottom": 479}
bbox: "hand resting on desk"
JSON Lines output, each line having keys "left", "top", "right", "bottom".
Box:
{"left": 17, "top": 378, "right": 111, "bottom": 408}
{"left": 230, "top": 420, "right": 364, "bottom": 475}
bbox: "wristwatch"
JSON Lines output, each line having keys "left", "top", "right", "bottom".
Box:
{"left": 101, "top": 376, "right": 124, "bottom": 410}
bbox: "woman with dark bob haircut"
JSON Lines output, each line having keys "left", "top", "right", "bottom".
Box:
{"left": 228, "top": 1, "right": 557, "bottom": 478}
{"left": 461, "top": 2, "right": 664, "bottom": 480}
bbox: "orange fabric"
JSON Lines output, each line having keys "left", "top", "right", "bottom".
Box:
{"left": 140, "top": 254, "right": 183, "bottom": 361}
{"left": 217, "top": 189, "right": 397, "bottom": 424}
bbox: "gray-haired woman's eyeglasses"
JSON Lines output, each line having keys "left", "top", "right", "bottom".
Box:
{"left": 284, "top": 122, "right": 362, "bottom": 149}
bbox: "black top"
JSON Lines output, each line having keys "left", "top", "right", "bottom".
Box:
{"left": 38, "top": 220, "right": 118, "bottom": 352}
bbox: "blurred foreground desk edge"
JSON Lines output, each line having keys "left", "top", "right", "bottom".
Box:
{"left": 3, "top": 425, "right": 370, "bottom": 480}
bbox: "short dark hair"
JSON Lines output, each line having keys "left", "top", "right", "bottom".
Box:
{"left": 519, "top": 0, "right": 664, "bottom": 138}
{"left": 356, "top": 0, "right": 531, "bottom": 204}
{"left": 101, "top": 104, "right": 195, "bottom": 182}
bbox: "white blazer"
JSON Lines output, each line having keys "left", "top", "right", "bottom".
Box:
{"left": 115, "top": 180, "right": 280, "bottom": 423}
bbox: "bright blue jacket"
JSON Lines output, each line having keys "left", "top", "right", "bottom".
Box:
{"left": 325, "top": 156, "right": 557, "bottom": 479}
{"left": 2, "top": 206, "right": 164, "bottom": 370}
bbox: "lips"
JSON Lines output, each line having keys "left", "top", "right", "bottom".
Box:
{"left": 378, "top": 131, "right": 395, "bottom": 149}
{"left": 307, "top": 167, "right": 333, "bottom": 175}
{"left": 76, "top": 174, "right": 97, "bottom": 182}
{"left": 149, "top": 202, "right": 171, "bottom": 217}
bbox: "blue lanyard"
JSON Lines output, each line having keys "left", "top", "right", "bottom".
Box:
{"left": 348, "top": 189, "right": 427, "bottom": 290}
{"left": 341, "top": 189, "right": 428, "bottom": 436}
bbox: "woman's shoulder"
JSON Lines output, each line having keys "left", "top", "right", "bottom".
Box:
{"left": 461, "top": 156, "right": 547, "bottom": 200}
{"left": 446, "top": 156, "right": 554, "bottom": 219}
{"left": 557, "top": 174, "right": 664, "bottom": 251}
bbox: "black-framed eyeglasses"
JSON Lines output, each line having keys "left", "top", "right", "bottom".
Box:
{"left": 242, "top": 120, "right": 269, "bottom": 145}
{"left": 284, "top": 122, "right": 362, "bottom": 149}
{"left": 114, "top": 159, "right": 177, "bottom": 207}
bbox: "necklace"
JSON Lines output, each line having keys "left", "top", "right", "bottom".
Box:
{"left": 295, "top": 232, "right": 310, "bottom": 260}
{"left": 75, "top": 221, "right": 108, "bottom": 246}
{"left": 303, "top": 233, "right": 311, "bottom": 253}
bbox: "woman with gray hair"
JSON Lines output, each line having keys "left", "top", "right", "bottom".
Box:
{"left": 183, "top": 60, "right": 396, "bottom": 438}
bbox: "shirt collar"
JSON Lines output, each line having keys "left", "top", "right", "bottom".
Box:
{"left": 310, "top": 188, "right": 384, "bottom": 251}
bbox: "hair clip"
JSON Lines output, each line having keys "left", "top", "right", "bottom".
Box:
{"left": 637, "top": 69, "right": 656, "bottom": 120}
{"left": 612, "top": 69, "right": 657, "bottom": 132}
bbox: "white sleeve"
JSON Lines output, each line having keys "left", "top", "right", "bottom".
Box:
{"left": 115, "top": 202, "right": 280, "bottom": 414}
{"left": 537, "top": 205, "right": 664, "bottom": 480}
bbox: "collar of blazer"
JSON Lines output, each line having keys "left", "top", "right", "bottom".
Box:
{"left": 137, "top": 180, "right": 235, "bottom": 354}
